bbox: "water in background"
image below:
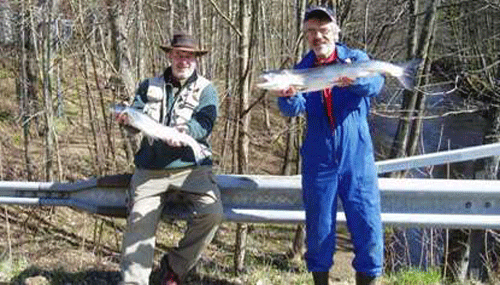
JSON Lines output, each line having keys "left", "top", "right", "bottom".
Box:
{"left": 370, "top": 88, "right": 488, "bottom": 178}
{"left": 368, "top": 88, "right": 489, "bottom": 269}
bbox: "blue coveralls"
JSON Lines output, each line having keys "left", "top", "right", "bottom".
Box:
{"left": 277, "top": 44, "right": 384, "bottom": 276}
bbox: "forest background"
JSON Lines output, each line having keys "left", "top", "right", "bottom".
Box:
{"left": 0, "top": 0, "right": 499, "bottom": 284}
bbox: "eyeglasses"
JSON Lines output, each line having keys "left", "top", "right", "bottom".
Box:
{"left": 171, "top": 50, "right": 196, "bottom": 61}
{"left": 305, "top": 27, "right": 333, "bottom": 36}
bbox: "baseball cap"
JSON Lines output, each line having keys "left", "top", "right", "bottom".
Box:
{"left": 304, "top": 6, "right": 336, "bottom": 22}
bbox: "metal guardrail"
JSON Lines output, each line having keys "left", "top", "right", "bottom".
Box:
{"left": 0, "top": 143, "right": 500, "bottom": 228}
{"left": 376, "top": 142, "right": 500, "bottom": 174}
{"left": 1, "top": 175, "right": 500, "bottom": 229}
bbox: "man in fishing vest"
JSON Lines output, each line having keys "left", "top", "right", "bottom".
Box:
{"left": 117, "top": 33, "right": 222, "bottom": 285}
{"left": 275, "top": 6, "right": 384, "bottom": 285}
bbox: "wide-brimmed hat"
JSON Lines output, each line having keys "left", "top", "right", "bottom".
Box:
{"left": 304, "top": 6, "right": 336, "bottom": 22}
{"left": 160, "top": 33, "right": 209, "bottom": 56}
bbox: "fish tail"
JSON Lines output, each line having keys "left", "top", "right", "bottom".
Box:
{"left": 110, "top": 104, "right": 127, "bottom": 114}
{"left": 396, "top": 59, "right": 423, "bottom": 90}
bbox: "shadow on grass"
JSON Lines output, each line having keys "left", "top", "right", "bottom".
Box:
{"left": 11, "top": 265, "right": 241, "bottom": 285}
{"left": 244, "top": 251, "right": 305, "bottom": 273}
{"left": 10, "top": 266, "right": 121, "bottom": 284}
{"left": 150, "top": 266, "right": 241, "bottom": 285}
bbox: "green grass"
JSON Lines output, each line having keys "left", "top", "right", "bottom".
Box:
{"left": 0, "top": 256, "right": 29, "bottom": 282}
{"left": 384, "top": 267, "right": 442, "bottom": 285}
{"left": 0, "top": 110, "right": 13, "bottom": 122}
{"left": 0, "top": 69, "right": 13, "bottom": 80}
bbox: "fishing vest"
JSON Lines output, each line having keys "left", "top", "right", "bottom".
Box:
{"left": 142, "top": 74, "right": 211, "bottom": 128}
{"left": 134, "top": 73, "right": 213, "bottom": 164}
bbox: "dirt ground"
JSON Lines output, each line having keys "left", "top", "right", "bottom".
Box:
{"left": 329, "top": 231, "right": 356, "bottom": 285}
{"left": 0, "top": 206, "right": 359, "bottom": 285}
{"left": 329, "top": 251, "right": 356, "bottom": 285}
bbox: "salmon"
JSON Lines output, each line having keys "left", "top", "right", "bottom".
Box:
{"left": 111, "top": 105, "right": 209, "bottom": 164}
{"left": 256, "top": 59, "right": 423, "bottom": 92}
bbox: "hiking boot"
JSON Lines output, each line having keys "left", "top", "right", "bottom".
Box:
{"left": 312, "top": 271, "right": 329, "bottom": 285}
{"left": 356, "top": 272, "right": 379, "bottom": 285}
{"left": 162, "top": 270, "right": 181, "bottom": 285}
{"left": 160, "top": 255, "right": 181, "bottom": 285}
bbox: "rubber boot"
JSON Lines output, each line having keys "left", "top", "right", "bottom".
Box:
{"left": 356, "top": 272, "right": 378, "bottom": 285}
{"left": 312, "top": 272, "right": 329, "bottom": 285}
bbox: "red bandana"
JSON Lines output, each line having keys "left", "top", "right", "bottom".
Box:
{"left": 315, "top": 50, "right": 338, "bottom": 128}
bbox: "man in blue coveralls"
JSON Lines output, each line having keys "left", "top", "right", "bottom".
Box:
{"left": 274, "top": 6, "right": 384, "bottom": 285}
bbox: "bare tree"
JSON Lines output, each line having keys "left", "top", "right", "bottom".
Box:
{"left": 135, "top": 0, "right": 145, "bottom": 81}
{"left": 41, "top": 0, "right": 58, "bottom": 181}
{"left": 234, "top": 0, "right": 253, "bottom": 273}
{"left": 18, "top": 1, "right": 34, "bottom": 181}
{"left": 389, "top": 0, "right": 438, "bottom": 174}
{"left": 196, "top": 0, "right": 205, "bottom": 75}
{"left": 259, "top": 2, "right": 271, "bottom": 131}
{"left": 107, "top": 0, "right": 135, "bottom": 98}
{"left": 106, "top": 0, "right": 139, "bottom": 170}
{"left": 442, "top": 1, "right": 500, "bottom": 282}
{"left": 281, "top": 0, "right": 298, "bottom": 177}
{"left": 219, "top": 0, "right": 235, "bottom": 173}
{"left": 287, "top": 0, "right": 307, "bottom": 260}
{"left": 0, "top": 0, "right": 14, "bottom": 46}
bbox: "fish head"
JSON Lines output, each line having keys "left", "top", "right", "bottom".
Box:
{"left": 255, "top": 70, "right": 296, "bottom": 91}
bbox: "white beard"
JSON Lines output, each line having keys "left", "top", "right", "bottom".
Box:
{"left": 313, "top": 44, "right": 335, "bottom": 58}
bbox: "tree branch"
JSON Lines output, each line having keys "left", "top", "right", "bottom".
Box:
{"left": 206, "top": 0, "right": 242, "bottom": 37}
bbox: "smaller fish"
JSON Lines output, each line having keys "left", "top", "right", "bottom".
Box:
{"left": 110, "top": 105, "right": 209, "bottom": 164}
{"left": 256, "top": 58, "right": 423, "bottom": 92}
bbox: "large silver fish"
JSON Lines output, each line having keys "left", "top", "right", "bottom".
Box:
{"left": 111, "top": 105, "right": 210, "bottom": 164}
{"left": 256, "top": 59, "right": 422, "bottom": 92}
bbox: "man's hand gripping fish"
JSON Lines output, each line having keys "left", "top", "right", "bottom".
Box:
{"left": 111, "top": 105, "right": 208, "bottom": 164}
{"left": 256, "top": 59, "right": 423, "bottom": 92}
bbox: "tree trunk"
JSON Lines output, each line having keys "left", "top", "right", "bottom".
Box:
{"left": 208, "top": 4, "right": 217, "bottom": 79}
{"left": 446, "top": 106, "right": 500, "bottom": 283}
{"left": 107, "top": 0, "right": 135, "bottom": 98}
{"left": 281, "top": 0, "right": 297, "bottom": 177}
{"left": 89, "top": 48, "right": 117, "bottom": 173}
{"left": 186, "top": 0, "right": 193, "bottom": 34}
{"left": 234, "top": 0, "right": 253, "bottom": 274}
{"left": 197, "top": 0, "right": 205, "bottom": 75}
{"left": 282, "top": 117, "right": 297, "bottom": 176}
{"left": 0, "top": 0, "right": 14, "bottom": 46}
{"left": 389, "top": 0, "right": 438, "bottom": 176}
{"left": 168, "top": 0, "right": 174, "bottom": 37}
{"left": 107, "top": 0, "right": 136, "bottom": 169}
{"left": 443, "top": 2, "right": 498, "bottom": 282}
{"left": 135, "top": 0, "right": 145, "bottom": 80}
{"left": 385, "top": 0, "right": 440, "bottom": 273}
{"left": 42, "top": 0, "right": 56, "bottom": 181}
{"left": 288, "top": 0, "right": 307, "bottom": 260}
{"left": 19, "top": 2, "right": 34, "bottom": 181}
{"left": 236, "top": 0, "right": 252, "bottom": 175}
{"left": 259, "top": 2, "right": 271, "bottom": 131}
{"left": 220, "top": 0, "right": 234, "bottom": 173}
{"left": 405, "top": 0, "right": 439, "bottom": 159}
{"left": 81, "top": 51, "right": 102, "bottom": 175}
{"left": 234, "top": 222, "right": 248, "bottom": 274}
{"left": 389, "top": 0, "right": 419, "bottom": 167}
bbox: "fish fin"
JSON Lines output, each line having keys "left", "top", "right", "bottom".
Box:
{"left": 396, "top": 59, "right": 423, "bottom": 90}
{"left": 329, "top": 79, "right": 341, "bottom": 87}
{"left": 291, "top": 83, "right": 307, "bottom": 92}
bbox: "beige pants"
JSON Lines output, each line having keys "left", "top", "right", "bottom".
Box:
{"left": 120, "top": 166, "right": 223, "bottom": 285}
